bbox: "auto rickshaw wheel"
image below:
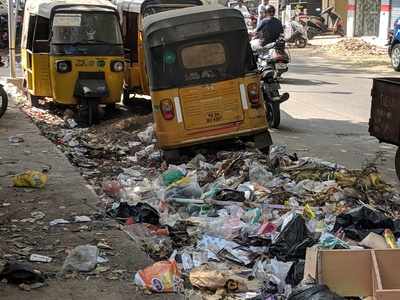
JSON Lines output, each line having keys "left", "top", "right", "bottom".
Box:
{"left": 28, "top": 93, "right": 40, "bottom": 108}
{"left": 395, "top": 148, "right": 400, "bottom": 181}
{"left": 162, "top": 149, "right": 180, "bottom": 162}
{"left": 122, "top": 89, "right": 131, "bottom": 106}
{"left": 105, "top": 103, "right": 117, "bottom": 111}
{"left": 79, "top": 99, "right": 99, "bottom": 127}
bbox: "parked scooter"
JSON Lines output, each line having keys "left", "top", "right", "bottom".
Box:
{"left": 0, "top": 15, "right": 8, "bottom": 49}
{"left": 255, "top": 42, "right": 290, "bottom": 129}
{"left": 285, "top": 19, "right": 308, "bottom": 48}
{"left": 0, "top": 84, "right": 8, "bottom": 119}
{"left": 298, "top": 7, "right": 344, "bottom": 40}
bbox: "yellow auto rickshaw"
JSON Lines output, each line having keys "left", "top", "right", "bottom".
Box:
{"left": 143, "top": 5, "right": 272, "bottom": 156}
{"left": 113, "top": 0, "right": 202, "bottom": 105}
{"left": 21, "top": 0, "right": 125, "bottom": 125}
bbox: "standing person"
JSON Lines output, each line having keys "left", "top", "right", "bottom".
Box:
{"left": 234, "top": 0, "right": 250, "bottom": 17}
{"left": 257, "top": 0, "right": 269, "bottom": 26}
{"left": 255, "top": 5, "right": 283, "bottom": 45}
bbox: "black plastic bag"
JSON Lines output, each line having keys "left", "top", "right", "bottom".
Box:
{"left": 288, "top": 284, "right": 345, "bottom": 300}
{"left": 132, "top": 203, "right": 160, "bottom": 225}
{"left": 333, "top": 206, "right": 394, "bottom": 241}
{"left": 286, "top": 260, "right": 305, "bottom": 286}
{"left": 215, "top": 189, "right": 245, "bottom": 202}
{"left": 0, "top": 262, "right": 45, "bottom": 284}
{"left": 112, "top": 202, "right": 160, "bottom": 225}
{"left": 269, "top": 214, "right": 316, "bottom": 261}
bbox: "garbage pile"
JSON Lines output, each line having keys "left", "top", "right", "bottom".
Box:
{"left": 102, "top": 145, "right": 400, "bottom": 299}
{"left": 6, "top": 83, "right": 400, "bottom": 298}
{"left": 322, "top": 38, "right": 387, "bottom": 56}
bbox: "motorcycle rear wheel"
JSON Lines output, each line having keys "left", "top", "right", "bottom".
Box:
{"left": 0, "top": 86, "right": 8, "bottom": 119}
{"left": 267, "top": 102, "right": 281, "bottom": 129}
{"left": 296, "top": 38, "right": 307, "bottom": 48}
{"left": 307, "top": 28, "right": 319, "bottom": 40}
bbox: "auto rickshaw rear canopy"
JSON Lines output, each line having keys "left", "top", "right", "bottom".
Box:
{"left": 24, "top": 0, "right": 117, "bottom": 19}
{"left": 113, "top": 0, "right": 202, "bottom": 15}
{"left": 143, "top": 5, "right": 255, "bottom": 91}
{"left": 143, "top": 5, "right": 247, "bottom": 47}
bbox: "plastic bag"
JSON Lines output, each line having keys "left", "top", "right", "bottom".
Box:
{"left": 164, "top": 176, "right": 202, "bottom": 200}
{"left": 319, "top": 233, "right": 349, "bottom": 249}
{"left": 384, "top": 229, "right": 397, "bottom": 248}
{"left": 110, "top": 202, "right": 160, "bottom": 225}
{"left": 249, "top": 161, "right": 274, "bottom": 187}
{"left": 269, "top": 214, "right": 316, "bottom": 261}
{"left": 270, "top": 258, "right": 293, "bottom": 286}
{"left": 137, "top": 125, "right": 154, "bottom": 144}
{"left": 162, "top": 169, "right": 185, "bottom": 186}
{"left": 0, "top": 262, "right": 45, "bottom": 284}
{"left": 333, "top": 206, "right": 394, "bottom": 241}
{"left": 286, "top": 260, "right": 305, "bottom": 286}
{"left": 134, "top": 259, "right": 182, "bottom": 293}
{"left": 206, "top": 215, "right": 244, "bottom": 239}
{"left": 288, "top": 284, "right": 345, "bottom": 300}
{"left": 189, "top": 265, "right": 249, "bottom": 292}
{"left": 215, "top": 189, "right": 246, "bottom": 202}
{"left": 62, "top": 245, "right": 98, "bottom": 273}
{"left": 12, "top": 170, "right": 48, "bottom": 188}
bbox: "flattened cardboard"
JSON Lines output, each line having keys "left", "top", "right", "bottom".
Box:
{"left": 304, "top": 248, "right": 400, "bottom": 300}
{"left": 318, "top": 249, "right": 372, "bottom": 297}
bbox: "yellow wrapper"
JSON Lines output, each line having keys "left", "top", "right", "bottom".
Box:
{"left": 384, "top": 229, "right": 397, "bottom": 249}
{"left": 304, "top": 204, "right": 316, "bottom": 220}
{"left": 12, "top": 170, "right": 48, "bottom": 188}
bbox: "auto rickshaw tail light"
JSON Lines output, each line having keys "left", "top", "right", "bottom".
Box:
{"left": 160, "top": 99, "right": 174, "bottom": 120}
{"left": 247, "top": 83, "right": 260, "bottom": 107}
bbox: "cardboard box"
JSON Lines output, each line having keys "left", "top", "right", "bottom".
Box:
{"left": 304, "top": 248, "right": 400, "bottom": 300}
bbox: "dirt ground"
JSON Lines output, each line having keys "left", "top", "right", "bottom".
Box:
{"left": 0, "top": 98, "right": 182, "bottom": 299}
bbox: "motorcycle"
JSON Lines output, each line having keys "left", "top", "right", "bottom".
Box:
{"left": 298, "top": 7, "right": 345, "bottom": 40}
{"left": 0, "top": 84, "right": 8, "bottom": 119}
{"left": 255, "top": 36, "right": 290, "bottom": 79}
{"left": 285, "top": 20, "right": 308, "bottom": 48}
{"left": 255, "top": 40, "right": 290, "bottom": 128}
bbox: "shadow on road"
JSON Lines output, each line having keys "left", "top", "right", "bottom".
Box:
{"left": 283, "top": 77, "right": 337, "bottom": 86}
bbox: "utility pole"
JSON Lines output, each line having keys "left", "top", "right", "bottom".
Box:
{"left": 7, "top": 0, "right": 16, "bottom": 78}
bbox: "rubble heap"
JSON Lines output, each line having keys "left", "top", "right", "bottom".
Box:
{"left": 322, "top": 38, "right": 387, "bottom": 56}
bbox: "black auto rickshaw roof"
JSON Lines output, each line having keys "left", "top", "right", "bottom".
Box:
{"left": 24, "top": 0, "right": 118, "bottom": 19}
{"left": 141, "top": 0, "right": 202, "bottom": 15}
{"left": 113, "top": 0, "right": 202, "bottom": 14}
{"left": 143, "top": 5, "right": 246, "bottom": 46}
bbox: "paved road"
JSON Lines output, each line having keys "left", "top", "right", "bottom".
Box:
{"left": 276, "top": 49, "right": 399, "bottom": 185}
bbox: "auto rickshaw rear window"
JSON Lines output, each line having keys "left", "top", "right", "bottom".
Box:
{"left": 146, "top": 30, "right": 256, "bottom": 90}
{"left": 181, "top": 43, "right": 226, "bottom": 69}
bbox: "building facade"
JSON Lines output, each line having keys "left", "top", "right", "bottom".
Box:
{"left": 344, "top": 0, "right": 399, "bottom": 41}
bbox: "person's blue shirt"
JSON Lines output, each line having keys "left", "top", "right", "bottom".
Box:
{"left": 256, "top": 16, "right": 284, "bottom": 45}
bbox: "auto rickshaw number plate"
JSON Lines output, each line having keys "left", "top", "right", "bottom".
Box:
{"left": 275, "top": 63, "right": 287, "bottom": 70}
{"left": 207, "top": 112, "right": 223, "bottom": 123}
{"left": 266, "top": 83, "right": 280, "bottom": 90}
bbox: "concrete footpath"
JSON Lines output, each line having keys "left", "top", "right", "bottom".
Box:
{"left": 0, "top": 94, "right": 179, "bottom": 299}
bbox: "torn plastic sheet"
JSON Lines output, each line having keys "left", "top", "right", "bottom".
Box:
{"left": 197, "top": 235, "right": 254, "bottom": 266}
